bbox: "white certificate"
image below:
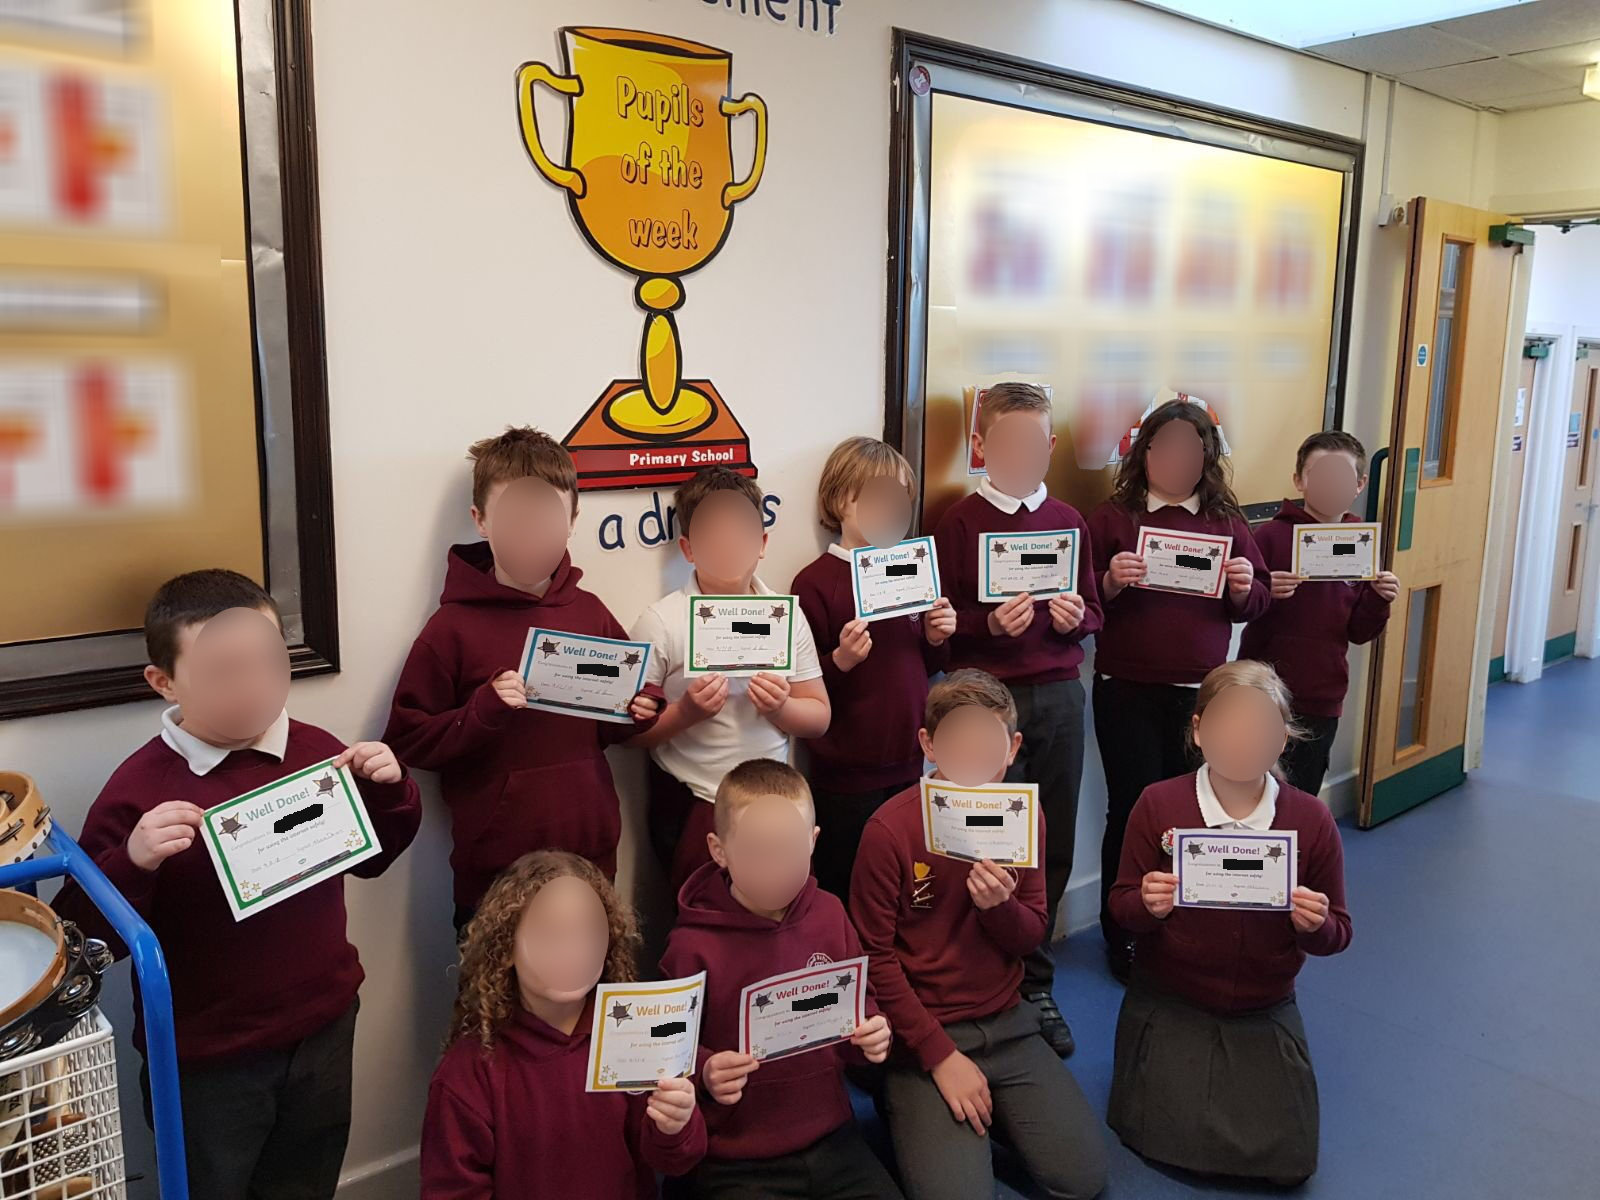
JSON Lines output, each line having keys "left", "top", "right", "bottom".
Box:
{"left": 1135, "top": 527, "right": 1231, "bottom": 598}
{"left": 851, "top": 537, "right": 940, "bottom": 622}
{"left": 687, "top": 595, "right": 797, "bottom": 677}
{"left": 919, "top": 778, "right": 1040, "bottom": 868}
{"left": 518, "top": 628, "right": 651, "bottom": 724}
{"left": 1174, "top": 828, "right": 1297, "bottom": 912}
{"left": 585, "top": 972, "right": 706, "bottom": 1093}
{"left": 1290, "top": 522, "right": 1380, "bottom": 581}
{"left": 738, "top": 955, "right": 868, "bottom": 1063}
{"left": 200, "top": 759, "right": 382, "bottom": 922}
{"left": 980, "top": 529, "right": 1079, "bottom": 602}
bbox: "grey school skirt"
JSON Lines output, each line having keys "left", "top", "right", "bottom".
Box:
{"left": 1107, "top": 984, "right": 1319, "bottom": 1183}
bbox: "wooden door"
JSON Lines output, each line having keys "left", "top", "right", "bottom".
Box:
{"left": 1489, "top": 350, "right": 1539, "bottom": 679}
{"left": 1545, "top": 344, "right": 1599, "bottom": 656}
{"left": 1359, "top": 198, "right": 1520, "bottom": 828}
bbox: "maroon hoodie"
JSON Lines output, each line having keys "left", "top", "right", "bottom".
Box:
{"left": 384, "top": 543, "right": 661, "bottom": 908}
{"left": 1238, "top": 501, "right": 1392, "bottom": 718}
{"left": 421, "top": 998, "right": 706, "bottom": 1199}
{"left": 660, "top": 866, "right": 875, "bottom": 1161}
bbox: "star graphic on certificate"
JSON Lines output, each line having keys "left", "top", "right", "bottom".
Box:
{"left": 836, "top": 973, "right": 854, "bottom": 990}
{"left": 859, "top": 555, "right": 872, "bottom": 570}
{"left": 1146, "top": 539, "right": 1161, "bottom": 552}
{"left": 770, "top": 605, "right": 788, "bottom": 622}
{"left": 1007, "top": 797, "right": 1027, "bottom": 814}
{"left": 315, "top": 772, "right": 338, "bottom": 795}
{"left": 688, "top": 994, "right": 698, "bottom": 1013}
{"left": 609, "top": 1002, "right": 631, "bottom": 1027}
{"left": 1056, "top": 538, "right": 1072, "bottom": 551}
{"left": 218, "top": 814, "right": 246, "bottom": 840}
{"left": 1186, "top": 841, "right": 1205, "bottom": 859}
{"left": 1208, "top": 545, "right": 1222, "bottom": 558}
{"left": 1264, "top": 844, "right": 1285, "bottom": 863}
{"left": 991, "top": 541, "right": 1008, "bottom": 555}
{"left": 932, "top": 792, "right": 949, "bottom": 810}
{"left": 1358, "top": 531, "right": 1372, "bottom": 544}
{"left": 697, "top": 605, "right": 715, "bottom": 622}
{"left": 621, "top": 651, "right": 641, "bottom": 668}
{"left": 754, "top": 993, "right": 772, "bottom": 1010}
{"left": 540, "top": 638, "right": 560, "bottom": 658}
{"left": 1303, "top": 533, "right": 1317, "bottom": 546}
{"left": 913, "top": 545, "right": 927, "bottom": 560}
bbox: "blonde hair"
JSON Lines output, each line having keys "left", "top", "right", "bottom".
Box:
{"left": 450, "top": 851, "right": 639, "bottom": 1049}
{"left": 978, "top": 382, "right": 1052, "bottom": 435}
{"left": 1189, "top": 661, "right": 1307, "bottom": 777}
{"left": 816, "top": 437, "right": 917, "bottom": 534}
{"left": 713, "top": 758, "right": 816, "bottom": 840}
{"left": 925, "top": 668, "right": 1019, "bottom": 735}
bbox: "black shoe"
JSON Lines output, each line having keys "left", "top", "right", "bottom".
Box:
{"left": 1025, "top": 992, "right": 1075, "bottom": 1058}
{"left": 1106, "top": 938, "right": 1135, "bottom": 985}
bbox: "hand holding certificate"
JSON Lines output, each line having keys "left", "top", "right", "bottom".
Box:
{"left": 687, "top": 595, "right": 797, "bottom": 676}
{"left": 586, "top": 972, "right": 706, "bottom": 1092}
{"left": 1135, "top": 527, "right": 1232, "bottom": 597}
{"left": 920, "top": 778, "right": 1040, "bottom": 868}
{"left": 851, "top": 537, "right": 940, "bottom": 621}
{"left": 738, "top": 956, "right": 868, "bottom": 1062}
{"left": 518, "top": 628, "right": 652, "bottom": 723}
{"left": 1290, "top": 523, "right": 1381, "bottom": 581}
{"left": 1173, "top": 829, "right": 1297, "bottom": 911}
{"left": 981, "top": 530, "right": 1079, "bottom": 601}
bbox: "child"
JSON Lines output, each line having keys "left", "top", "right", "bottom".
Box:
{"left": 792, "top": 437, "right": 955, "bottom": 898}
{"left": 55, "top": 570, "right": 420, "bottom": 1200}
{"left": 384, "top": 427, "right": 662, "bottom": 930}
{"left": 1239, "top": 430, "right": 1399, "bottom": 796}
{"left": 850, "top": 670, "right": 1107, "bottom": 1200}
{"left": 1088, "top": 398, "right": 1269, "bottom": 980}
{"left": 1106, "top": 661, "right": 1351, "bottom": 1185}
{"left": 660, "top": 759, "right": 899, "bottom": 1198}
{"left": 931, "top": 382, "right": 1102, "bottom": 1056}
{"left": 630, "top": 467, "right": 829, "bottom": 894}
{"left": 421, "top": 850, "right": 705, "bottom": 1197}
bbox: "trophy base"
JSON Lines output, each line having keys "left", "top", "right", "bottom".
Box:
{"left": 561, "top": 379, "right": 756, "bottom": 493}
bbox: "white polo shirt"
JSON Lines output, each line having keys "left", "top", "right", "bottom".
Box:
{"left": 161, "top": 706, "right": 289, "bottom": 777}
{"left": 1194, "top": 763, "right": 1279, "bottom": 830}
{"left": 629, "top": 574, "right": 823, "bottom": 803}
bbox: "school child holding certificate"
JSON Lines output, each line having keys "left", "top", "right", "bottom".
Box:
{"left": 931, "top": 383, "right": 1102, "bottom": 1057}
{"left": 55, "top": 570, "right": 421, "bottom": 1200}
{"left": 422, "top": 851, "right": 705, "bottom": 1198}
{"left": 659, "top": 760, "right": 898, "bottom": 1198}
{"left": 850, "top": 671, "right": 1107, "bottom": 1200}
{"left": 1239, "top": 430, "right": 1399, "bottom": 796}
{"left": 384, "top": 427, "right": 663, "bottom": 930}
{"left": 1106, "top": 661, "right": 1351, "bottom": 1186}
{"left": 1087, "top": 399, "right": 1270, "bottom": 981}
{"left": 792, "top": 437, "right": 955, "bottom": 898}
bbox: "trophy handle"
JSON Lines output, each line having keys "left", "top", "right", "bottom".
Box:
{"left": 720, "top": 92, "right": 768, "bottom": 209}
{"left": 516, "top": 62, "right": 586, "bottom": 198}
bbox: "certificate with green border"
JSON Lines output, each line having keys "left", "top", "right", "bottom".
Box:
{"left": 585, "top": 971, "right": 706, "bottom": 1093}
{"left": 686, "top": 594, "right": 797, "bottom": 677}
{"left": 201, "top": 758, "right": 380, "bottom": 921}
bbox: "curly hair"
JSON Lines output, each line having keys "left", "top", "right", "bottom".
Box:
{"left": 449, "top": 850, "right": 640, "bottom": 1049}
{"left": 1110, "top": 399, "right": 1241, "bottom": 521}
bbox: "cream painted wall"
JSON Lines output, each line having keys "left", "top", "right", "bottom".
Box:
{"left": 1491, "top": 100, "right": 1600, "bottom": 218}
{"left": 0, "top": 2, "right": 1505, "bottom": 1193}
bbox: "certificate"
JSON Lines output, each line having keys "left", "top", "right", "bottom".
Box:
{"left": 1173, "top": 828, "right": 1297, "bottom": 911}
{"left": 585, "top": 972, "right": 707, "bottom": 1093}
{"left": 850, "top": 537, "right": 940, "bottom": 622}
{"left": 1290, "top": 522, "right": 1380, "bottom": 581}
{"left": 737, "top": 955, "right": 868, "bottom": 1063}
{"left": 687, "top": 595, "right": 797, "bottom": 677}
{"left": 518, "top": 628, "right": 651, "bottom": 724}
{"left": 1135, "top": 527, "right": 1231, "bottom": 598}
{"left": 919, "top": 778, "right": 1040, "bottom": 868}
{"left": 201, "top": 759, "right": 381, "bottom": 922}
{"left": 980, "top": 529, "right": 1079, "bottom": 601}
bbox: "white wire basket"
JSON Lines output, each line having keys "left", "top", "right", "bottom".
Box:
{"left": 0, "top": 1008, "right": 125, "bottom": 1199}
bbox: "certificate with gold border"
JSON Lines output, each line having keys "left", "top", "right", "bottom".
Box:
{"left": 585, "top": 972, "right": 706, "bottom": 1093}
{"left": 919, "top": 778, "right": 1039, "bottom": 868}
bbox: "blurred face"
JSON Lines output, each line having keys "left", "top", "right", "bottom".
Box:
{"left": 1296, "top": 449, "right": 1365, "bottom": 519}
{"left": 1145, "top": 418, "right": 1206, "bottom": 499}
{"left": 680, "top": 489, "right": 767, "bottom": 584}
{"left": 1191, "top": 685, "right": 1289, "bottom": 783}
{"left": 918, "top": 705, "right": 1022, "bottom": 787}
{"left": 512, "top": 874, "right": 610, "bottom": 1008}
{"left": 708, "top": 794, "right": 818, "bottom": 916}
{"left": 975, "top": 410, "right": 1054, "bottom": 500}
{"left": 146, "top": 606, "right": 290, "bottom": 743}
{"left": 845, "top": 474, "right": 913, "bottom": 549}
{"left": 474, "top": 477, "right": 575, "bottom": 589}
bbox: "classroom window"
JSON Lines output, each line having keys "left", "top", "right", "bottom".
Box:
{"left": 1579, "top": 366, "right": 1596, "bottom": 489}
{"left": 1422, "top": 240, "right": 1470, "bottom": 482}
{"left": 1395, "top": 585, "right": 1439, "bottom": 754}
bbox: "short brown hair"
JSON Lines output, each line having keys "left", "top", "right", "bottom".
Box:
{"left": 468, "top": 426, "right": 578, "bottom": 514}
{"left": 145, "top": 569, "right": 280, "bottom": 675}
{"left": 816, "top": 437, "right": 916, "bottom": 534}
{"left": 925, "top": 668, "right": 1018, "bottom": 736}
{"left": 978, "top": 382, "right": 1052, "bottom": 435}
{"left": 675, "top": 467, "right": 762, "bottom": 538}
{"left": 1295, "top": 429, "right": 1368, "bottom": 478}
{"left": 713, "top": 758, "right": 815, "bottom": 839}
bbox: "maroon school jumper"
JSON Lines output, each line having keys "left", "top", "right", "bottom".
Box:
{"left": 932, "top": 490, "right": 1103, "bottom": 684}
{"left": 1107, "top": 773, "right": 1352, "bottom": 1012}
{"left": 1087, "top": 500, "right": 1270, "bottom": 683}
{"left": 54, "top": 722, "right": 420, "bottom": 1062}
{"left": 661, "top": 866, "right": 875, "bottom": 1161}
{"left": 1238, "top": 502, "right": 1392, "bottom": 718}
{"left": 792, "top": 548, "right": 944, "bottom": 792}
{"left": 421, "top": 998, "right": 706, "bottom": 1199}
{"left": 384, "top": 543, "right": 662, "bottom": 907}
{"left": 848, "top": 785, "right": 1048, "bottom": 1070}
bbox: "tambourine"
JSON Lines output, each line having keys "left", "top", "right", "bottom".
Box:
{"left": 0, "top": 894, "right": 109, "bottom": 1065}
{"left": 0, "top": 774, "right": 51, "bottom": 867}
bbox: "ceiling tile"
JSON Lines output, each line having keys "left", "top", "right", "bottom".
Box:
{"left": 1399, "top": 54, "right": 1570, "bottom": 101}
{"left": 1490, "top": 87, "right": 1591, "bottom": 109}
{"left": 1306, "top": 24, "right": 1496, "bottom": 74}
{"left": 1433, "top": 0, "right": 1600, "bottom": 57}
{"left": 1508, "top": 36, "right": 1600, "bottom": 77}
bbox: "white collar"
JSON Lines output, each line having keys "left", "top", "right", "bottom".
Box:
{"left": 978, "top": 478, "right": 1047, "bottom": 514}
{"left": 826, "top": 542, "right": 854, "bottom": 563}
{"left": 161, "top": 706, "right": 290, "bottom": 777}
{"left": 1147, "top": 492, "right": 1201, "bottom": 515}
{"left": 1194, "top": 764, "right": 1278, "bottom": 831}
{"left": 682, "top": 572, "right": 775, "bottom": 597}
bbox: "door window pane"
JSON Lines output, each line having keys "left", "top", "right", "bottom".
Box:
{"left": 1423, "top": 241, "right": 1468, "bottom": 481}
{"left": 1395, "top": 585, "right": 1439, "bottom": 753}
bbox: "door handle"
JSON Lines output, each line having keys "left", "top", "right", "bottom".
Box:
{"left": 1397, "top": 447, "right": 1420, "bottom": 552}
{"left": 1367, "top": 447, "right": 1389, "bottom": 524}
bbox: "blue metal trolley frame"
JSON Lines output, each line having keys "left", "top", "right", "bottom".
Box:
{"left": 0, "top": 825, "right": 188, "bottom": 1200}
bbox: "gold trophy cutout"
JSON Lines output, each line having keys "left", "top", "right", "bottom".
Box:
{"left": 518, "top": 28, "right": 767, "bottom": 491}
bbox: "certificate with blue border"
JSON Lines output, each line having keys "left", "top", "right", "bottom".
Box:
{"left": 850, "top": 536, "right": 941, "bottom": 622}
{"left": 518, "top": 628, "right": 651, "bottom": 724}
{"left": 1173, "top": 828, "right": 1297, "bottom": 911}
{"left": 980, "top": 530, "right": 1079, "bottom": 602}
